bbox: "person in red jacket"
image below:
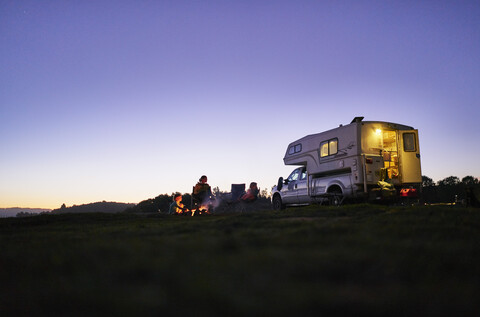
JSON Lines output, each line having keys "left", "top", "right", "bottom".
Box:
{"left": 240, "top": 182, "right": 259, "bottom": 202}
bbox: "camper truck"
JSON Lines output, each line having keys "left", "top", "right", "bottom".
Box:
{"left": 271, "top": 117, "right": 422, "bottom": 209}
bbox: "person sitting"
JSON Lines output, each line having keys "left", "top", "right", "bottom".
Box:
{"left": 240, "top": 182, "right": 259, "bottom": 202}
{"left": 169, "top": 193, "right": 189, "bottom": 215}
{"left": 192, "top": 175, "right": 215, "bottom": 208}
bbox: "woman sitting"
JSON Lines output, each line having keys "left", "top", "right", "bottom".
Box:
{"left": 240, "top": 182, "right": 259, "bottom": 202}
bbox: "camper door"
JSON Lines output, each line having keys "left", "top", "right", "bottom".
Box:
{"left": 398, "top": 130, "right": 422, "bottom": 184}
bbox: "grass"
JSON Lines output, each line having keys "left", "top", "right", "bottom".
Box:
{"left": 1, "top": 204, "right": 480, "bottom": 316}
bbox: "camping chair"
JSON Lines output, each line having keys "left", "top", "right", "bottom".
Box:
{"left": 231, "top": 184, "right": 246, "bottom": 201}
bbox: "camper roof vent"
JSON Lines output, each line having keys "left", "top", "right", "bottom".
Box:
{"left": 351, "top": 116, "right": 364, "bottom": 123}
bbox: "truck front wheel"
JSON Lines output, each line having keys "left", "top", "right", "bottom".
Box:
{"left": 272, "top": 195, "right": 285, "bottom": 210}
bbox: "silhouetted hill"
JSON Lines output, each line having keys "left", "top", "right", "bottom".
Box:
{"left": 0, "top": 208, "right": 51, "bottom": 218}
{"left": 51, "top": 201, "right": 135, "bottom": 214}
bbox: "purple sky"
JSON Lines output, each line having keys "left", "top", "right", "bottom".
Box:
{"left": 1, "top": 1, "right": 479, "bottom": 208}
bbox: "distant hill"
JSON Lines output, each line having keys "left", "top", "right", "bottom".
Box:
{"left": 51, "top": 201, "right": 136, "bottom": 214}
{"left": 0, "top": 208, "right": 51, "bottom": 218}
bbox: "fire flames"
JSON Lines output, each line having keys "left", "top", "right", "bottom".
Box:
{"left": 190, "top": 205, "right": 210, "bottom": 216}
{"left": 175, "top": 204, "right": 210, "bottom": 216}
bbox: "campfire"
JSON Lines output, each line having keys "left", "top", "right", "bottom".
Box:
{"left": 174, "top": 204, "right": 210, "bottom": 216}
{"left": 190, "top": 205, "right": 210, "bottom": 216}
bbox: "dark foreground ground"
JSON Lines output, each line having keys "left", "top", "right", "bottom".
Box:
{"left": 1, "top": 204, "right": 480, "bottom": 316}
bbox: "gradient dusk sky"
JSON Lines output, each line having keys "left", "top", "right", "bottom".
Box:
{"left": 1, "top": 1, "right": 479, "bottom": 209}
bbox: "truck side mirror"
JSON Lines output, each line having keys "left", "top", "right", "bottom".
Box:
{"left": 277, "top": 177, "right": 284, "bottom": 191}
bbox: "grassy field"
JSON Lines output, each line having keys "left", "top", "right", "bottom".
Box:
{"left": 1, "top": 204, "right": 480, "bottom": 316}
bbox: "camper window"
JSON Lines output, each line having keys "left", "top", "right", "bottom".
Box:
{"left": 288, "top": 144, "right": 302, "bottom": 155}
{"left": 329, "top": 139, "right": 338, "bottom": 155}
{"left": 403, "top": 133, "right": 416, "bottom": 152}
{"left": 320, "top": 138, "right": 338, "bottom": 157}
{"left": 320, "top": 142, "right": 329, "bottom": 157}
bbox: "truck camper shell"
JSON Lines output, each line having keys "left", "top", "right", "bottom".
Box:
{"left": 272, "top": 117, "right": 422, "bottom": 209}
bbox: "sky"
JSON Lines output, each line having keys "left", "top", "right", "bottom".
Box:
{"left": 1, "top": 0, "right": 479, "bottom": 209}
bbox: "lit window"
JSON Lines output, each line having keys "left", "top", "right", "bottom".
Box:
{"left": 320, "top": 138, "right": 338, "bottom": 157}
{"left": 329, "top": 139, "right": 338, "bottom": 155}
{"left": 320, "top": 141, "right": 329, "bottom": 157}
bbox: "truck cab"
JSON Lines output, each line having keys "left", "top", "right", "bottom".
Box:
{"left": 274, "top": 166, "right": 308, "bottom": 207}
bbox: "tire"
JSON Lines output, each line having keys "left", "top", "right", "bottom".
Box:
{"left": 328, "top": 188, "right": 343, "bottom": 206}
{"left": 272, "top": 195, "right": 285, "bottom": 210}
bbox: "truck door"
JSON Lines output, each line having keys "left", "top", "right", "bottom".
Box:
{"left": 296, "top": 167, "right": 309, "bottom": 203}
{"left": 398, "top": 130, "right": 422, "bottom": 184}
{"left": 282, "top": 167, "right": 303, "bottom": 204}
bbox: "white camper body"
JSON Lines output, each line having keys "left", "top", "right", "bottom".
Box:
{"left": 271, "top": 117, "right": 422, "bottom": 209}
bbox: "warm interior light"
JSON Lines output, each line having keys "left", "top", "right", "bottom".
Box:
{"left": 375, "top": 129, "right": 382, "bottom": 135}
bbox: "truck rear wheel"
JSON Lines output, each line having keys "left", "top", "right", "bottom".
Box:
{"left": 272, "top": 195, "right": 285, "bottom": 210}
{"left": 328, "top": 188, "right": 343, "bottom": 206}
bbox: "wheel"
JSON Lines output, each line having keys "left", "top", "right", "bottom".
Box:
{"left": 328, "top": 188, "right": 343, "bottom": 206}
{"left": 272, "top": 195, "right": 285, "bottom": 210}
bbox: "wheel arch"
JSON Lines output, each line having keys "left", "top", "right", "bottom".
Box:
{"left": 327, "top": 183, "right": 344, "bottom": 194}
